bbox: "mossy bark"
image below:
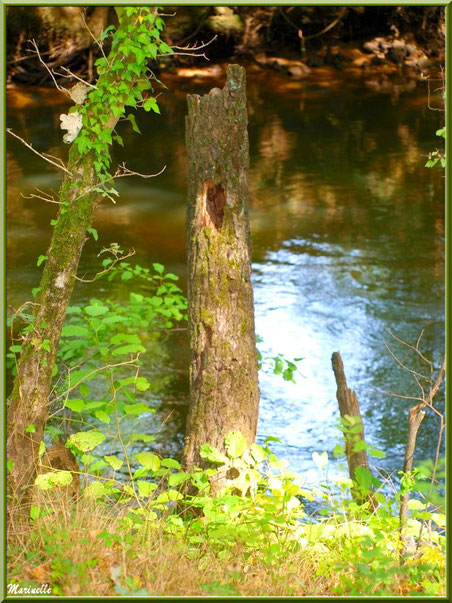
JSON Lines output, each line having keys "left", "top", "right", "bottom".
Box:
{"left": 6, "top": 10, "right": 149, "bottom": 524}
{"left": 183, "top": 64, "right": 260, "bottom": 471}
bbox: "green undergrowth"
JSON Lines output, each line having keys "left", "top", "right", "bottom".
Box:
{"left": 7, "top": 256, "right": 445, "bottom": 597}
{"left": 7, "top": 432, "right": 445, "bottom": 596}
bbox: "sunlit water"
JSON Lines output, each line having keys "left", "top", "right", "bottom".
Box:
{"left": 7, "top": 65, "right": 445, "bottom": 486}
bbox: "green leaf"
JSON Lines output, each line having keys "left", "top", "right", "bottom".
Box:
{"left": 225, "top": 431, "right": 246, "bottom": 459}
{"left": 333, "top": 443, "right": 345, "bottom": 458}
{"left": 352, "top": 440, "right": 368, "bottom": 453}
{"left": 143, "top": 97, "right": 160, "bottom": 113}
{"left": 95, "top": 410, "right": 111, "bottom": 424}
{"left": 69, "top": 431, "right": 105, "bottom": 453}
{"left": 104, "top": 455, "right": 123, "bottom": 471}
{"left": 354, "top": 466, "right": 372, "bottom": 493}
{"left": 87, "top": 227, "right": 98, "bottom": 241}
{"left": 159, "top": 41, "right": 173, "bottom": 55}
{"left": 120, "top": 376, "right": 151, "bottom": 392}
{"left": 157, "top": 490, "right": 183, "bottom": 503}
{"left": 136, "top": 452, "right": 160, "bottom": 471}
{"left": 110, "top": 333, "right": 141, "bottom": 345}
{"left": 85, "top": 304, "right": 109, "bottom": 317}
{"left": 130, "top": 433, "right": 155, "bottom": 443}
{"left": 113, "top": 134, "right": 124, "bottom": 146}
{"left": 153, "top": 262, "right": 165, "bottom": 274}
{"left": 368, "top": 447, "right": 386, "bottom": 459}
{"left": 79, "top": 383, "right": 90, "bottom": 398}
{"left": 37, "top": 254, "right": 48, "bottom": 267}
{"left": 168, "top": 472, "right": 191, "bottom": 487}
{"left": 161, "top": 458, "right": 181, "bottom": 470}
{"left": 124, "top": 402, "right": 150, "bottom": 416}
{"left": 127, "top": 113, "right": 142, "bottom": 134}
{"left": 25, "top": 424, "right": 36, "bottom": 433}
{"left": 200, "top": 444, "right": 228, "bottom": 465}
{"left": 84, "top": 480, "right": 106, "bottom": 499}
{"left": 250, "top": 443, "right": 266, "bottom": 463}
{"left": 137, "top": 481, "right": 158, "bottom": 497}
{"left": 30, "top": 506, "right": 40, "bottom": 520}
{"left": 35, "top": 471, "right": 73, "bottom": 490}
{"left": 65, "top": 399, "right": 85, "bottom": 413}
{"left": 62, "top": 325, "right": 90, "bottom": 338}
{"left": 112, "top": 344, "right": 146, "bottom": 356}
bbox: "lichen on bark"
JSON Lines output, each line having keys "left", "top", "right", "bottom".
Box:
{"left": 183, "top": 65, "right": 260, "bottom": 473}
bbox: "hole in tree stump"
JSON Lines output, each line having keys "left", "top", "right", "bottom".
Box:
{"left": 201, "top": 179, "right": 226, "bottom": 231}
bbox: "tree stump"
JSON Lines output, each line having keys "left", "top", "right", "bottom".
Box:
{"left": 183, "top": 64, "right": 260, "bottom": 471}
{"left": 331, "top": 351, "right": 374, "bottom": 506}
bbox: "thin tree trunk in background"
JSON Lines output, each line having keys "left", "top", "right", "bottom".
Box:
{"left": 331, "top": 351, "right": 373, "bottom": 505}
{"left": 6, "top": 8, "right": 156, "bottom": 525}
{"left": 183, "top": 64, "right": 260, "bottom": 472}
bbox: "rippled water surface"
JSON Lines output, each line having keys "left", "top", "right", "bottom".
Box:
{"left": 7, "top": 66, "right": 445, "bottom": 480}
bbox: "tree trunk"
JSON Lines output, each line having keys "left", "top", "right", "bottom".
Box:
{"left": 331, "top": 351, "right": 374, "bottom": 506}
{"left": 183, "top": 64, "right": 260, "bottom": 471}
{"left": 7, "top": 8, "right": 158, "bottom": 524}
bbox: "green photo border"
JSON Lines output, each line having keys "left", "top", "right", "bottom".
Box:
{"left": 1, "top": 0, "right": 449, "bottom": 600}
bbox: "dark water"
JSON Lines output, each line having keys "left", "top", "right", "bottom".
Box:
{"left": 6, "top": 65, "right": 445, "bottom": 484}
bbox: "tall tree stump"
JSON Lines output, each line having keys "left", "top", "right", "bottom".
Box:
{"left": 331, "top": 351, "right": 374, "bottom": 506}
{"left": 183, "top": 64, "right": 260, "bottom": 471}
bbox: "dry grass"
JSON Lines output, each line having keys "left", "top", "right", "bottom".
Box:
{"left": 7, "top": 493, "right": 445, "bottom": 597}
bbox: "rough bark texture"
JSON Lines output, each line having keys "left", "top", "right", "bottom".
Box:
{"left": 331, "top": 351, "right": 373, "bottom": 505}
{"left": 6, "top": 9, "right": 154, "bottom": 524}
{"left": 183, "top": 64, "right": 260, "bottom": 471}
{"left": 7, "top": 149, "right": 98, "bottom": 524}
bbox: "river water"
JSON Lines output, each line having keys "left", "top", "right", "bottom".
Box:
{"left": 6, "top": 64, "right": 445, "bottom": 484}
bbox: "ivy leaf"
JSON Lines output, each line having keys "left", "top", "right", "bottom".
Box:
{"left": 86, "top": 227, "right": 98, "bottom": 241}
{"left": 127, "top": 113, "right": 142, "bottom": 134}
{"left": 143, "top": 97, "right": 160, "bottom": 114}
{"left": 159, "top": 41, "right": 173, "bottom": 55}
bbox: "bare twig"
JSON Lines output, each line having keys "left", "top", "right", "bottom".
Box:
{"left": 21, "top": 187, "right": 61, "bottom": 205}
{"left": 7, "top": 128, "right": 72, "bottom": 176}
{"left": 55, "top": 66, "right": 98, "bottom": 89}
{"left": 81, "top": 8, "right": 109, "bottom": 64}
{"left": 399, "top": 352, "right": 445, "bottom": 559}
{"left": 27, "top": 39, "right": 70, "bottom": 97}
{"left": 384, "top": 338, "right": 430, "bottom": 382}
{"left": 74, "top": 248, "right": 136, "bottom": 283}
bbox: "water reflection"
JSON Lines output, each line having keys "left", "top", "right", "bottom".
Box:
{"left": 6, "top": 67, "right": 444, "bottom": 480}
